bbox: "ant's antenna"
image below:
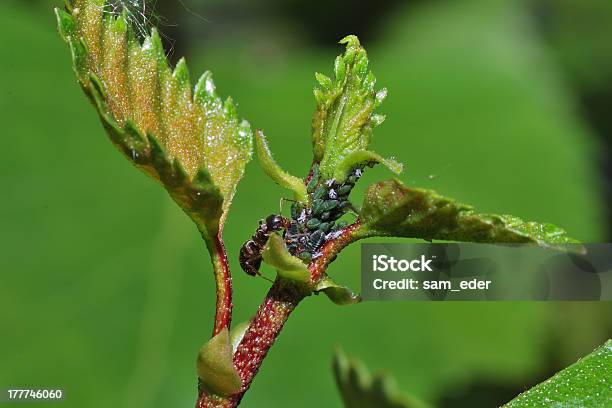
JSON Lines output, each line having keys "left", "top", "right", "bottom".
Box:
{"left": 279, "top": 197, "right": 299, "bottom": 215}
{"left": 258, "top": 273, "right": 274, "bottom": 283}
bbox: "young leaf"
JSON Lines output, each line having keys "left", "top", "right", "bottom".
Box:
{"left": 334, "top": 150, "right": 402, "bottom": 183}
{"left": 261, "top": 234, "right": 310, "bottom": 283}
{"left": 315, "top": 276, "right": 361, "bottom": 305}
{"left": 333, "top": 348, "right": 430, "bottom": 408}
{"left": 55, "top": 1, "right": 253, "bottom": 238}
{"left": 359, "top": 179, "right": 578, "bottom": 246}
{"left": 196, "top": 328, "right": 242, "bottom": 397}
{"left": 312, "top": 36, "right": 399, "bottom": 181}
{"left": 254, "top": 130, "right": 308, "bottom": 203}
{"left": 504, "top": 339, "right": 611, "bottom": 407}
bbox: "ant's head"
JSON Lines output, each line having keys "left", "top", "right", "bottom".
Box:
{"left": 265, "top": 214, "right": 287, "bottom": 231}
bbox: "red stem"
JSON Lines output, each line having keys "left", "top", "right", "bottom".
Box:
{"left": 231, "top": 279, "right": 306, "bottom": 404}
{"left": 196, "top": 222, "right": 364, "bottom": 407}
{"left": 209, "top": 234, "right": 233, "bottom": 336}
{"left": 309, "top": 221, "right": 363, "bottom": 283}
{"left": 197, "top": 280, "right": 305, "bottom": 407}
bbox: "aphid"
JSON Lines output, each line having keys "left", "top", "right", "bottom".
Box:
{"left": 306, "top": 218, "right": 321, "bottom": 229}
{"left": 239, "top": 214, "right": 288, "bottom": 276}
{"left": 320, "top": 211, "right": 331, "bottom": 221}
{"left": 290, "top": 203, "right": 299, "bottom": 220}
{"left": 322, "top": 200, "right": 338, "bottom": 211}
{"left": 328, "top": 189, "right": 337, "bottom": 199}
{"left": 311, "top": 163, "right": 320, "bottom": 180}
{"left": 307, "top": 177, "right": 318, "bottom": 193}
{"left": 313, "top": 185, "right": 326, "bottom": 200}
{"left": 339, "top": 200, "right": 351, "bottom": 210}
{"left": 319, "top": 222, "right": 331, "bottom": 232}
{"left": 354, "top": 168, "right": 362, "bottom": 177}
{"left": 325, "top": 179, "right": 335, "bottom": 187}
{"left": 307, "top": 164, "right": 320, "bottom": 193}
{"left": 298, "top": 251, "right": 313, "bottom": 263}
{"left": 306, "top": 230, "right": 325, "bottom": 252}
{"left": 312, "top": 199, "right": 324, "bottom": 214}
{"left": 337, "top": 185, "right": 352, "bottom": 196}
{"left": 289, "top": 220, "right": 299, "bottom": 235}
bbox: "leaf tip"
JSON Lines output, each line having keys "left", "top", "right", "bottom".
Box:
{"left": 236, "top": 120, "right": 253, "bottom": 151}
{"left": 339, "top": 35, "right": 361, "bottom": 48}
{"left": 194, "top": 70, "right": 218, "bottom": 103}
{"left": 315, "top": 72, "right": 333, "bottom": 90}
{"left": 173, "top": 57, "right": 191, "bottom": 90}
{"left": 55, "top": 7, "right": 75, "bottom": 41}
{"left": 224, "top": 96, "right": 238, "bottom": 119}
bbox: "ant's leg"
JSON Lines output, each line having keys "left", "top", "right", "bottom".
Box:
{"left": 257, "top": 272, "right": 274, "bottom": 283}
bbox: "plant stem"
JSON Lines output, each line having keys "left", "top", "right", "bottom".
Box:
{"left": 206, "top": 234, "right": 233, "bottom": 336}
{"left": 309, "top": 221, "right": 364, "bottom": 284}
{"left": 197, "top": 222, "right": 365, "bottom": 407}
{"left": 197, "top": 279, "right": 306, "bottom": 407}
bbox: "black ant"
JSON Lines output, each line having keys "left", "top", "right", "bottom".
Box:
{"left": 239, "top": 214, "right": 288, "bottom": 277}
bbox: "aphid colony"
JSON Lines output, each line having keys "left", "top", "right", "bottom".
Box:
{"left": 239, "top": 164, "right": 365, "bottom": 276}
{"left": 285, "top": 163, "right": 361, "bottom": 262}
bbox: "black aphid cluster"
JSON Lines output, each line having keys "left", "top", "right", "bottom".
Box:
{"left": 284, "top": 163, "right": 364, "bottom": 262}
{"left": 238, "top": 162, "right": 371, "bottom": 277}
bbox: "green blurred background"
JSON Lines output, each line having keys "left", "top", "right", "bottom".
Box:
{"left": 1, "top": 0, "right": 611, "bottom": 407}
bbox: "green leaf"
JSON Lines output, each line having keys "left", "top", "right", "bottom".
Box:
{"left": 261, "top": 234, "right": 310, "bottom": 283}
{"left": 196, "top": 328, "right": 242, "bottom": 397}
{"left": 359, "top": 179, "right": 578, "bottom": 246}
{"left": 55, "top": 1, "right": 253, "bottom": 238}
{"left": 315, "top": 276, "right": 361, "bottom": 305}
{"left": 312, "top": 35, "right": 398, "bottom": 180}
{"left": 333, "top": 348, "right": 430, "bottom": 408}
{"left": 229, "top": 320, "right": 251, "bottom": 353}
{"left": 504, "top": 339, "right": 611, "bottom": 407}
{"left": 334, "top": 150, "right": 402, "bottom": 183}
{"left": 254, "top": 130, "right": 308, "bottom": 203}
